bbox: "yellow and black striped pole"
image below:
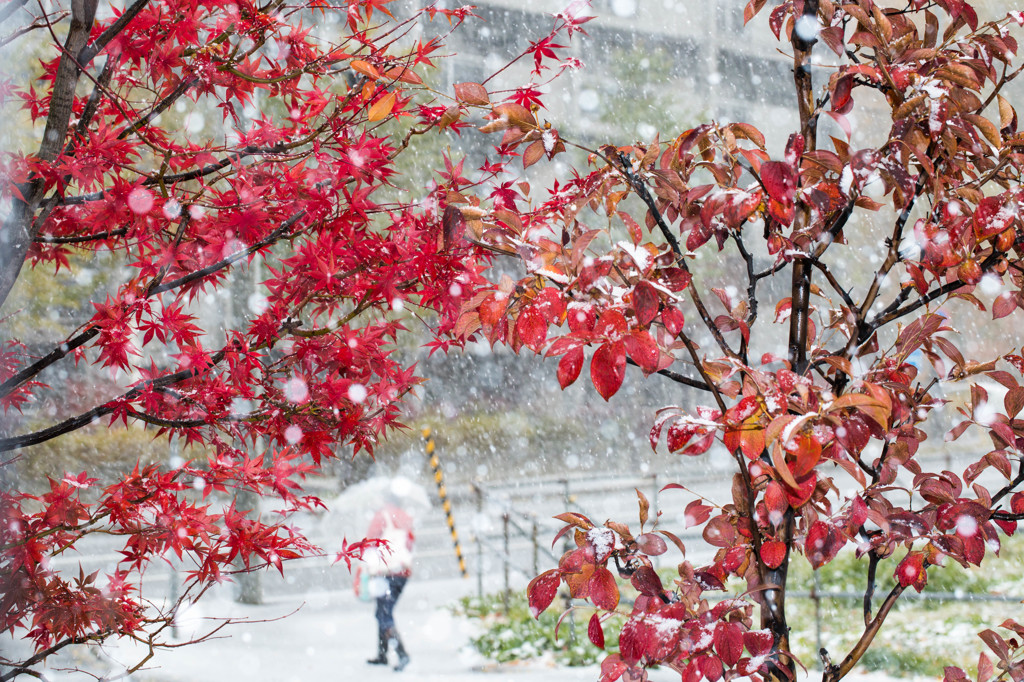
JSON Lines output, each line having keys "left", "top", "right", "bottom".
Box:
{"left": 423, "top": 426, "right": 468, "bottom": 578}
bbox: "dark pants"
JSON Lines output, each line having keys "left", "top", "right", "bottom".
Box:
{"left": 375, "top": 575, "right": 408, "bottom": 631}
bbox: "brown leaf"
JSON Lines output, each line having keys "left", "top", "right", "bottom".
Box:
{"left": 350, "top": 59, "right": 381, "bottom": 80}
{"left": 635, "top": 533, "right": 667, "bottom": 556}
{"left": 385, "top": 66, "right": 422, "bottom": 85}
{"left": 454, "top": 81, "right": 490, "bottom": 106}
{"left": 367, "top": 91, "right": 397, "bottom": 122}
{"left": 522, "top": 140, "right": 545, "bottom": 168}
{"left": 636, "top": 489, "right": 650, "bottom": 527}
{"left": 998, "top": 94, "right": 1018, "bottom": 134}
{"left": 1004, "top": 386, "right": 1024, "bottom": 418}
{"left": 963, "top": 113, "right": 1001, "bottom": 149}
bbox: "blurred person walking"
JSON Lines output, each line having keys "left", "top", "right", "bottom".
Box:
{"left": 361, "top": 500, "right": 415, "bottom": 671}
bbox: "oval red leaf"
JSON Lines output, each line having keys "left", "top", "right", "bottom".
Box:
{"left": 635, "top": 533, "right": 668, "bottom": 556}
{"left": 567, "top": 302, "right": 596, "bottom": 333}
{"left": 591, "top": 341, "right": 626, "bottom": 400}
{"left": 599, "top": 653, "right": 628, "bottom": 682}
{"left": 759, "top": 540, "right": 787, "bottom": 569}
{"left": 595, "top": 309, "right": 628, "bottom": 338}
{"left": 702, "top": 515, "right": 736, "bottom": 548}
{"left": 661, "top": 305, "right": 685, "bottom": 336}
{"left": 632, "top": 281, "right": 660, "bottom": 327}
{"left": 558, "top": 346, "right": 585, "bottom": 389}
{"left": 805, "top": 521, "right": 839, "bottom": 569}
{"left": 526, "top": 569, "right": 561, "bottom": 618}
{"left": 895, "top": 552, "right": 928, "bottom": 592}
{"left": 713, "top": 621, "right": 744, "bottom": 667}
{"left": 629, "top": 565, "right": 665, "bottom": 598}
{"left": 623, "top": 330, "right": 660, "bottom": 374}
{"left": 453, "top": 81, "right": 490, "bottom": 106}
{"left": 515, "top": 306, "right": 547, "bottom": 353}
{"left": 588, "top": 566, "right": 620, "bottom": 610}
{"left": 588, "top": 612, "right": 606, "bottom": 649}
{"left": 993, "top": 292, "right": 1017, "bottom": 319}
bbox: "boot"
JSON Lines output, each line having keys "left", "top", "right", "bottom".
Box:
{"left": 389, "top": 629, "right": 410, "bottom": 671}
{"left": 366, "top": 627, "right": 388, "bottom": 665}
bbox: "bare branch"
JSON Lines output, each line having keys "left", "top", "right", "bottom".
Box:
{"left": 625, "top": 357, "right": 714, "bottom": 393}
{"left": 825, "top": 581, "right": 908, "bottom": 682}
{"left": 863, "top": 550, "right": 880, "bottom": 625}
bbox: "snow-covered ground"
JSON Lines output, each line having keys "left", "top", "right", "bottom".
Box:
{"left": 138, "top": 578, "right": 608, "bottom": 682}
{"left": 6, "top": 576, "right": 608, "bottom": 682}
{"left": 5, "top": 574, "right": 921, "bottom": 682}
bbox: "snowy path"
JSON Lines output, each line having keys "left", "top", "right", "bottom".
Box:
{"left": 111, "top": 577, "right": 619, "bottom": 682}
{"left": 11, "top": 576, "right": 914, "bottom": 682}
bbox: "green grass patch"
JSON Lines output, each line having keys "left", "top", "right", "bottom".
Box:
{"left": 453, "top": 591, "right": 623, "bottom": 667}
{"left": 459, "top": 538, "right": 1024, "bottom": 675}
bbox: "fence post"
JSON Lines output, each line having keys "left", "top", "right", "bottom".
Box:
{"left": 560, "top": 478, "right": 576, "bottom": 644}
{"left": 502, "top": 511, "right": 510, "bottom": 615}
{"left": 531, "top": 519, "right": 539, "bottom": 576}
{"left": 474, "top": 482, "right": 483, "bottom": 599}
{"left": 812, "top": 568, "right": 823, "bottom": 666}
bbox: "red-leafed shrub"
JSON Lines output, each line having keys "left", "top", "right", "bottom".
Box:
{"left": 448, "top": 1, "right": 1024, "bottom": 680}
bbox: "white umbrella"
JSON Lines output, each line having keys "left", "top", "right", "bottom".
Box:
{"left": 319, "top": 475, "right": 432, "bottom": 540}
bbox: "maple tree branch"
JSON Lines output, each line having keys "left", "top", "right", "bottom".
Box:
{"left": 77, "top": 0, "right": 150, "bottom": 66}
{"left": 1, "top": 212, "right": 301, "bottom": 402}
{"left": 150, "top": 210, "right": 304, "bottom": 296}
{"left": 58, "top": 146, "right": 292, "bottom": 206}
{"left": 0, "top": 347, "right": 230, "bottom": 452}
{"left": 38, "top": 0, "right": 97, "bottom": 162}
{"left": 0, "top": 328, "right": 99, "bottom": 401}
{"left": 34, "top": 226, "right": 128, "bottom": 244}
{"left": 154, "top": 152, "right": 260, "bottom": 186}
{"left": 0, "top": 9, "right": 62, "bottom": 47}
{"left": 72, "top": 56, "right": 115, "bottom": 141}
{"left": 117, "top": 76, "right": 199, "bottom": 140}
{"left": 0, "top": 636, "right": 81, "bottom": 681}
{"left": 130, "top": 413, "right": 209, "bottom": 429}
{"left": 0, "top": 0, "right": 97, "bottom": 310}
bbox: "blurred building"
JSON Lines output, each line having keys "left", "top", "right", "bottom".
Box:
{"left": 443, "top": 0, "right": 797, "bottom": 153}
